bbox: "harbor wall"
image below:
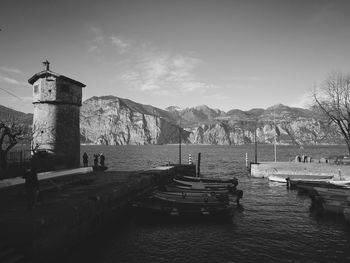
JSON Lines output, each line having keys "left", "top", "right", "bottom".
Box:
{"left": 250, "top": 162, "right": 350, "bottom": 179}
{"left": 0, "top": 166, "right": 178, "bottom": 262}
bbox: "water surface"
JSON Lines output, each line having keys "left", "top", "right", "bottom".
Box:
{"left": 62, "top": 144, "right": 350, "bottom": 262}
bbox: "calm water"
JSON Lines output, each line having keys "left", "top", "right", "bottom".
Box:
{"left": 63, "top": 144, "right": 350, "bottom": 262}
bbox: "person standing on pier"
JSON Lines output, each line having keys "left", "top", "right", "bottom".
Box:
{"left": 83, "top": 152, "right": 89, "bottom": 167}
{"left": 93, "top": 154, "right": 98, "bottom": 167}
{"left": 100, "top": 153, "right": 105, "bottom": 167}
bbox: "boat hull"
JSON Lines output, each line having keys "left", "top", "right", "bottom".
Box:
{"left": 173, "top": 178, "right": 233, "bottom": 190}
{"left": 268, "top": 174, "right": 334, "bottom": 183}
{"left": 134, "top": 198, "right": 234, "bottom": 217}
{"left": 176, "top": 175, "right": 237, "bottom": 184}
{"left": 313, "top": 186, "right": 350, "bottom": 214}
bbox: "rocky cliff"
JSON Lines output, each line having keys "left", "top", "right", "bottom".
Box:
{"left": 80, "top": 96, "right": 187, "bottom": 145}
{"left": 80, "top": 97, "right": 339, "bottom": 146}
{"left": 0, "top": 97, "right": 341, "bottom": 146}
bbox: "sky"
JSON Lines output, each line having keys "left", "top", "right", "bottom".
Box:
{"left": 1, "top": 0, "right": 350, "bottom": 113}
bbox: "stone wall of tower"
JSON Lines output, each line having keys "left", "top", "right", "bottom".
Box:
{"left": 32, "top": 77, "right": 82, "bottom": 105}
{"left": 31, "top": 75, "right": 82, "bottom": 169}
{"left": 33, "top": 103, "right": 80, "bottom": 168}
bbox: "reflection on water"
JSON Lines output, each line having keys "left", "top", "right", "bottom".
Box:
{"left": 58, "top": 144, "right": 350, "bottom": 262}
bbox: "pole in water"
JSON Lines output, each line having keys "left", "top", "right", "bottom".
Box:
{"left": 197, "top": 152, "right": 201, "bottom": 177}
{"left": 254, "top": 128, "right": 258, "bottom": 163}
{"left": 274, "top": 106, "right": 277, "bottom": 162}
{"left": 179, "top": 126, "right": 182, "bottom": 165}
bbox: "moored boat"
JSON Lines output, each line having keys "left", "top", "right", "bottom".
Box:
{"left": 289, "top": 179, "right": 350, "bottom": 193}
{"left": 152, "top": 190, "right": 229, "bottom": 204}
{"left": 134, "top": 189, "right": 235, "bottom": 217}
{"left": 344, "top": 207, "right": 350, "bottom": 222}
{"left": 164, "top": 185, "right": 229, "bottom": 194}
{"left": 173, "top": 178, "right": 235, "bottom": 190}
{"left": 268, "top": 174, "right": 334, "bottom": 183}
{"left": 176, "top": 175, "right": 238, "bottom": 184}
{"left": 313, "top": 186, "right": 350, "bottom": 214}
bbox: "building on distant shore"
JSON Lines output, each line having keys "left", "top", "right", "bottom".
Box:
{"left": 28, "top": 61, "right": 85, "bottom": 169}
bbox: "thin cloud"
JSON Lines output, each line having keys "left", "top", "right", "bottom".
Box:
{"left": 88, "top": 46, "right": 99, "bottom": 53}
{"left": 290, "top": 92, "right": 314, "bottom": 109}
{"left": 0, "top": 75, "right": 21, "bottom": 85}
{"left": 87, "top": 26, "right": 105, "bottom": 53}
{"left": 0, "top": 67, "right": 23, "bottom": 74}
{"left": 121, "top": 47, "right": 217, "bottom": 94}
{"left": 110, "top": 36, "right": 129, "bottom": 53}
{"left": 0, "top": 75, "right": 30, "bottom": 87}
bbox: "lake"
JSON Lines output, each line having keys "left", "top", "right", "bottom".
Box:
{"left": 59, "top": 144, "right": 350, "bottom": 262}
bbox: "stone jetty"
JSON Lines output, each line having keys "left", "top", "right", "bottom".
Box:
{"left": 0, "top": 165, "right": 193, "bottom": 262}
{"left": 250, "top": 162, "right": 350, "bottom": 180}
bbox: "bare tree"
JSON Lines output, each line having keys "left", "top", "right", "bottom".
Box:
{"left": 0, "top": 119, "right": 27, "bottom": 170}
{"left": 312, "top": 71, "right": 350, "bottom": 154}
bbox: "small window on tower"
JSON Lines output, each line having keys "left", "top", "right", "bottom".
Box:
{"left": 34, "top": 85, "right": 39, "bottom": 93}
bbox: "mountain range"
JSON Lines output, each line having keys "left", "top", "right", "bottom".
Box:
{"left": 0, "top": 96, "right": 341, "bottom": 146}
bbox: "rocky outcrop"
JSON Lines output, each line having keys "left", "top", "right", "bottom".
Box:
{"left": 80, "top": 96, "right": 185, "bottom": 145}
{"left": 187, "top": 118, "right": 335, "bottom": 146}
{"left": 189, "top": 123, "right": 231, "bottom": 145}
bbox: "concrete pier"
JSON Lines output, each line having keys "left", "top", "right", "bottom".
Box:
{"left": 0, "top": 165, "right": 182, "bottom": 262}
{"left": 250, "top": 162, "right": 350, "bottom": 180}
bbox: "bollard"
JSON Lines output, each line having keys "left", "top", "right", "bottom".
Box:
{"left": 188, "top": 154, "right": 192, "bottom": 164}
{"left": 245, "top": 153, "right": 248, "bottom": 168}
{"left": 286, "top": 177, "right": 291, "bottom": 189}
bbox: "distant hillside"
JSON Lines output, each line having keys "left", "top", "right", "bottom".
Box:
{"left": 169, "top": 103, "right": 316, "bottom": 126}
{"left": 0, "top": 105, "right": 33, "bottom": 125}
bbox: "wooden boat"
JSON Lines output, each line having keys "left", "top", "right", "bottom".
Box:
{"left": 133, "top": 200, "right": 234, "bottom": 217}
{"left": 134, "top": 189, "right": 234, "bottom": 217}
{"left": 152, "top": 190, "right": 229, "bottom": 204}
{"left": 313, "top": 186, "right": 350, "bottom": 214}
{"left": 164, "top": 185, "right": 229, "bottom": 194}
{"left": 289, "top": 179, "right": 350, "bottom": 193}
{"left": 173, "top": 178, "right": 234, "bottom": 190}
{"left": 343, "top": 207, "right": 350, "bottom": 222}
{"left": 268, "top": 174, "right": 334, "bottom": 183}
{"left": 176, "top": 175, "right": 238, "bottom": 184}
{"left": 268, "top": 175, "right": 289, "bottom": 183}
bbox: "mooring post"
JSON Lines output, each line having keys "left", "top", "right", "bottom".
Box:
{"left": 254, "top": 131, "right": 258, "bottom": 163}
{"left": 197, "top": 152, "right": 201, "bottom": 177}
{"left": 178, "top": 127, "right": 182, "bottom": 165}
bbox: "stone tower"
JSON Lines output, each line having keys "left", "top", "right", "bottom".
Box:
{"left": 28, "top": 61, "right": 86, "bottom": 169}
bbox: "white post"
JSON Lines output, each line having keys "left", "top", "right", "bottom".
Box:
{"left": 245, "top": 153, "right": 248, "bottom": 168}
{"left": 188, "top": 154, "right": 192, "bottom": 164}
